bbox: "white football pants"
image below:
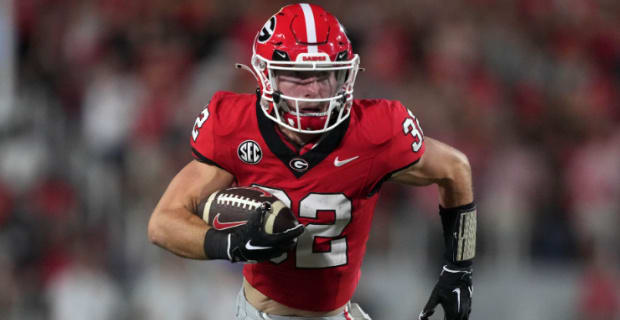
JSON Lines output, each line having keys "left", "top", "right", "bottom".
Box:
{"left": 235, "top": 288, "right": 371, "bottom": 320}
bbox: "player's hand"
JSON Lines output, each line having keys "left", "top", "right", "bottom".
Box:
{"left": 228, "top": 203, "right": 304, "bottom": 263}
{"left": 419, "top": 265, "right": 473, "bottom": 320}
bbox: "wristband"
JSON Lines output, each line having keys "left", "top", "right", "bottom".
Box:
{"left": 203, "top": 228, "right": 232, "bottom": 260}
{"left": 439, "top": 202, "right": 476, "bottom": 267}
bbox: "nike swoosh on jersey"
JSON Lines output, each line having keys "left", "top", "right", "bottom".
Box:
{"left": 334, "top": 156, "right": 359, "bottom": 167}
{"left": 212, "top": 214, "right": 247, "bottom": 230}
{"left": 245, "top": 240, "right": 272, "bottom": 251}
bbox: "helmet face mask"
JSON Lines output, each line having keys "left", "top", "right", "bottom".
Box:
{"left": 251, "top": 3, "right": 360, "bottom": 134}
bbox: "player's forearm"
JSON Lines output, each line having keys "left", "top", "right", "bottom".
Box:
{"left": 434, "top": 152, "right": 476, "bottom": 268}
{"left": 148, "top": 207, "right": 209, "bottom": 259}
{"left": 148, "top": 160, "right": 235, "bottom": 259}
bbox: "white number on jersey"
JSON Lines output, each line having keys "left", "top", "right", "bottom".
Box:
{"left": 192, "top": 107, "right": 210, "bottom": 141}
{"left": 297, "top": 193, "right": 351, "bottom": 268}
{"left": 252, "top": 185, "right": 352, "bottom": 268}
{"left": 402, "top": 109, "right": 423, "bottom": 152}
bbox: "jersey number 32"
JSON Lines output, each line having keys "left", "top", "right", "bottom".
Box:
{"left": 254, "top": 185, "right": 351, "bottom": 269}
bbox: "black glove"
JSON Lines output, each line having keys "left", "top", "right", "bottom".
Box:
{"left": 204, "top": 203, "right": 304, "bottom": 263}
{"left": 419, "top": 265, "right": 473, "bottom": 320}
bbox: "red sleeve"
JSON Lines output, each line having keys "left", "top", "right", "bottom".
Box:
{"left": 189, "top": 91, "right": 234, "bottom": 173}
{"left": 368, "top": 100, "right": 425, "bottom": 193}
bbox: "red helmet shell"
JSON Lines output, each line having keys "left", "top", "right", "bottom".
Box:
{"left": 254, "top": 4, "right": 353, "bottom": 64}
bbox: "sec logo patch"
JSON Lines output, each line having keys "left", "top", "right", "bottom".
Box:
{"left": 238, "top": 140, "right": 262, "bottom": 164}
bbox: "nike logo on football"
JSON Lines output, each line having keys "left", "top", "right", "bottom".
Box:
{"left": 334, "top": 156, "right": 359, "bottom": 167}
{"left": 212, "top": 214, "right": 247, "bottom": 230}
{"left": 453, "top": 288, "right": 461, "bottom": 312}
{"left": 245, "top": 240, "right": 272, "bottom": 251}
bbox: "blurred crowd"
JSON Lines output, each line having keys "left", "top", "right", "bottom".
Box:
{"left": 1, "top": 0, "right": 619, "bottom": 319}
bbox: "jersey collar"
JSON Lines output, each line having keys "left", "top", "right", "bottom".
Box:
{"left": 256, "top": 97, "right": 350, "bottom": 178}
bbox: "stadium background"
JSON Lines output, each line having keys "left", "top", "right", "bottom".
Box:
{"left": 0, "top": 0, "right": 619, "bottom": 319}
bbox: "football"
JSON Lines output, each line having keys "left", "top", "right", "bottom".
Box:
{"left": 201, "top": 186, "right": 299, "bottom": 234}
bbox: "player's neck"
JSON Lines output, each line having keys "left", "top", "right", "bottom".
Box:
{"left": 277, "top": 125, "right": 322, "bottom": 147}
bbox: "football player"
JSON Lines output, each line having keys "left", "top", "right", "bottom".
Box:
{"left": 148, "top": 3, "right": 476, "bottom": 320}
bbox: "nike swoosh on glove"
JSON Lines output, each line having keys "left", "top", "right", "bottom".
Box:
{"left": 228, "top": 203, "right": 304, "bottom": 263}
{"left": 419, "top": 265, "right": 473, "bottom": 320}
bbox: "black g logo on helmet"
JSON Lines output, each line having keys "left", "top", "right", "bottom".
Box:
{"left": 258, "top": 16, "right": 276, "bottom": 43}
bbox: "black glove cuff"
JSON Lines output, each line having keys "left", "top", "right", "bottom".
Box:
{"left": 439, "top": 264, "right": 473, "bottom": 289}
{"left": 439, "top": 202, "right": 477, "bottom": 268}
{"left": 203, "top": 228, "right": 231, "bottom": 260}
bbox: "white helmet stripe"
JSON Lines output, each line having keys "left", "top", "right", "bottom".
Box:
{"left": 300, "top": 3, "right": 318, "bottom": 53}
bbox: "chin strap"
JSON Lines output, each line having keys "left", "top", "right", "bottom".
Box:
{"left": 235, "top": 63, "right": 259, "bottom": 82}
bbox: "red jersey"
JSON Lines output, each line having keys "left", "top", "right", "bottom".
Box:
{"left": 190, "top": 91, "right": 425, "bottom": 311}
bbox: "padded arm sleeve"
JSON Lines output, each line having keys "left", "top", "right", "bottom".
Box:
{"left": 439, "top": 202, "right": 477, "bottom": 267}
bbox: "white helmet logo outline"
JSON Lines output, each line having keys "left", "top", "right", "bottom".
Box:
{"left": 257, "top": 16, "right": 276, "bottom": 43}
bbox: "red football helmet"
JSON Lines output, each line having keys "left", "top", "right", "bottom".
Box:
{"left": 249, "top": 3, "right": 360, "bottom": 134}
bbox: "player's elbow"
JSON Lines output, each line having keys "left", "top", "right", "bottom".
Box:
{"left": 147, "top": 211, "right": 166, "bottom": 246}
{"left": 454, "top": 150, "right": 471, "bottom": 178}
{"left": 445, "top": 149, "right": 472, "bottom": 185}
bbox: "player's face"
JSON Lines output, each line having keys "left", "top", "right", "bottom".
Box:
{"left": 275, "top": 70, "right": 340, "bottom": 113}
